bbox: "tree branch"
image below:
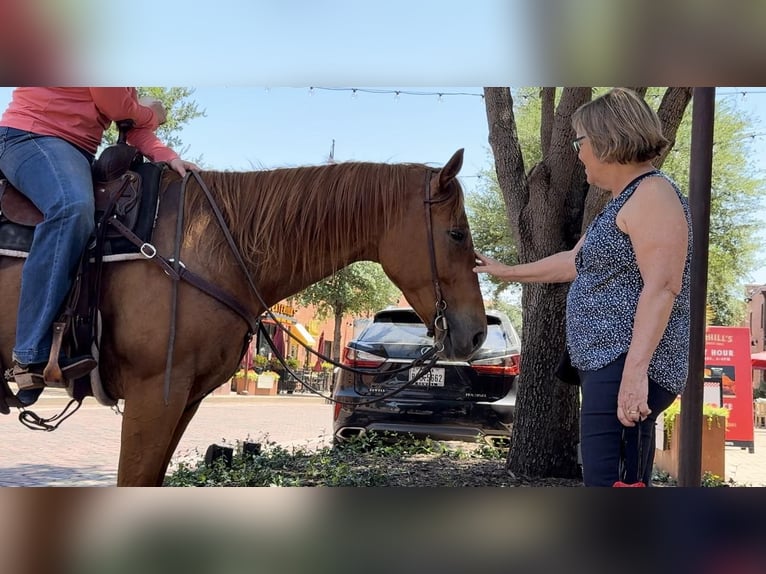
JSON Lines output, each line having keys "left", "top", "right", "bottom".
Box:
{"left": 655, "top": 87, "right": 693, "bottom": 168}
{"left": 540, "top": 87, "right": 555, "bottom": 158}
{"left": 483, "top": 87, "right": 528, "bottom": 247}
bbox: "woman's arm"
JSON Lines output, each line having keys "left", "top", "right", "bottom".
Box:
{"left": 616, "top": 177, "right": 689, "bottom": 425}
{"left": 128, "top": 128, "right": 200, "bottom": 176}
{"left": 88, "top": 88, "right": 163, "bottom": 130}
{"left": 473, "top": 234, "right": 585, "bottom": 284}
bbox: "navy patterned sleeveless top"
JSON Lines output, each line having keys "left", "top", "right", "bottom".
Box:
{"left": 566, "top": 170, "right": 692, "bottom": 394}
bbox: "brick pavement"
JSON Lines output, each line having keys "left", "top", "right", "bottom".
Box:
{"left": 1, "top": 389, "right": 764, "bottom": 486}
{"left": 724, "top": 429, "right": 766, "bottom": 486}
{"left": 0, "top": 390, "right": 333, "bottom": 486}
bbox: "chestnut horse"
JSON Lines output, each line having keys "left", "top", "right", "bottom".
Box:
{"left": 0, "top": 148, "right": 486, "bottom": 486}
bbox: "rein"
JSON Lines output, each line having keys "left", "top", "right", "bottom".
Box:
{"left": 113, "top": 168, "right": 450, "bottom": 406}
{"left": 256, "top": 169, "right": 450, "bottom": 405}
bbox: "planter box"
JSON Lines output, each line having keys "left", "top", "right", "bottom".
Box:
{"left": 233, "top": 375, "right": 252, "bottom": 395}
{"left": 211, "top": 380, "right": 233, "bottom": 396}
{"left": 654, "top": 414, "right": 726, "bottom": 479}
{"left": 253, "top": 373, "right": 278, "bottom": 396}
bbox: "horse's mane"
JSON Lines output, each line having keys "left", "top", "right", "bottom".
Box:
{"left": 182, "top": 161, "right": 463, "bottom": 280}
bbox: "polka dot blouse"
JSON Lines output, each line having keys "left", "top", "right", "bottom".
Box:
{"left": 566, "top": 170, "right": 692, "bottom": 394}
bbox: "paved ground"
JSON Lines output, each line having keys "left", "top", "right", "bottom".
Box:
{"left": 1, "top": 389, "right": 764, "bottom": 486}
{"left": 0, "top": 390, "right": 333, "bottom": 486}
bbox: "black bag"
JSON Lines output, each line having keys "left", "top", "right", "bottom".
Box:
{"left": 554, "top": 349, "right": 580, "bottom": 385}
{"left": 613, "top": 423, "right": 646, "bottom": 487}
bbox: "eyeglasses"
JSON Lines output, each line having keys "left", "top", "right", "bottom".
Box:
{"left": 572, "top": 136, "right": 586, "bottom": 152}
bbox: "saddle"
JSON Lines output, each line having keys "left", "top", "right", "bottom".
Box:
{"left": 0, "top": 136, "right": 163, "bottom": 414}
{"left": 0, "top": 150, "right": 144, "bottom": 231}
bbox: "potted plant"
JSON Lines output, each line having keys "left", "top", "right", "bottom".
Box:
{"left": 654, "top": 399, "right": 730, "bottom": 479}
{"left": 232, "top": 369, "right": 258, "bottom": 395}
{"left": 279, "top": 357, "right": 301, "bottom": 393}
{"left": 317, "top": 361, "right": 334, "bottom": 392}
{"left": 252, "top": 354, "right": 268, "bottom": 374}
{"left": 268, "top": 357, "right": 285, "bottom": 373}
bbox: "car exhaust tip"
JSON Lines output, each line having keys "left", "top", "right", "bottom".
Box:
{"left": 336, "top": 427, "right": 366, "bottom": 441}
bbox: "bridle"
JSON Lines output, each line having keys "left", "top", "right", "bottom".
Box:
{"left": 422, "top": 169, "right": 450, "bottom": 346}
{"left": 130, "top": 166, "right": 451, "bottom": 405}
{"left": 256, "top": 168, "right": 451, "bottom": 405}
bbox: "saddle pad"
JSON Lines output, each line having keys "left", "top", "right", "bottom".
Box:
{"left": 0, "top": 162, "right": 165, "bottom": 261}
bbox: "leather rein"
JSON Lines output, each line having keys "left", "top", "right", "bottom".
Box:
{"left": 110, "top": 168, "right": 449, "bottom": 405}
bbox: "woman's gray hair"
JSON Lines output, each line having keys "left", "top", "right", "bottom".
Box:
{"left": 572, "top": 88, "right": 669, "bottom": 164}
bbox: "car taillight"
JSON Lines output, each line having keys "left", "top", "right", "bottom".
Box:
{"left": 470, "top": 354, "right": 520, "bottom": 376}
{"left": 333, "top": 401, "right": 342, "bottom": 421}
{"left": 341, "top": 346, "right": 385, "bottom": 369}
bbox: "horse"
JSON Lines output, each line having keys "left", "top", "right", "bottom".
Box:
{"left": 0, "top": 148, "right": 487, "bottom": 486}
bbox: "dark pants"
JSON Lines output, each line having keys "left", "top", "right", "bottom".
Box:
{"left": 579, "top": 354, "right": 677, "bottom": 486}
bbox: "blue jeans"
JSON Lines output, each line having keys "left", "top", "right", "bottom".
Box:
{"left": 0, "top": 127, "right": 94, "bottom": 365}
{"left": 579, "top": 354, "right": 677, "bottom": 486}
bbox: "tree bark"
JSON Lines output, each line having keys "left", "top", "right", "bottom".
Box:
{"left": 483, "top": 88, "right": 527, "bottom": 248}
{"left": 540, "top": 87, "right": 555, "bottom": 157}
{"left": 484, "top": 87, "right": 590, "bottom": 478}
{"left": 332, "top": 306, "right": 343, "bottom": 363}
{"left": 655, "top": 87, "right": 694, "bottom": 168}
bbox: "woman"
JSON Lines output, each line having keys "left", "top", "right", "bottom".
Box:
{"left": 0, "top": 87, "right": 199, "bottom": 403}
{"left": 474, "top": 88, "right": 692, "bottom": 486}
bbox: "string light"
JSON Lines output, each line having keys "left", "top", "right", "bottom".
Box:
{"left": 287, "top": 87, "right": 766, "bottom": 105}
{"left": 309, "top": 87, "right": 485, "bottom": 99}
{"left": 273, "top": 87, "right": 766, "bottom": 160}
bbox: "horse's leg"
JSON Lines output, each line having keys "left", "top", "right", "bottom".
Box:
{"left": 116, "top": 375, "right": 194, "bottom": 487}
{"left": 156, "top": 398, "right": 203, "bottom": 484}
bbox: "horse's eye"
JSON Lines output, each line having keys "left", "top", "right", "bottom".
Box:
{"left": 448, "top": 229, "right": 466, "bottom": 242}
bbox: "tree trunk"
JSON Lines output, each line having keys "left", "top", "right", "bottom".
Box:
{"left": 484, "top": 87, "right": 591, "bottom": 478}
{"left": 332, "top": 307, "right": 344, "bottom": 363}
{"left": 483, "top": 87, "right": 692, "bottom": 480}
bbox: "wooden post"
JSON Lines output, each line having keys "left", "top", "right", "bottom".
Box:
{"left": 678, "top": 87, "right": 715, "bottom": 487}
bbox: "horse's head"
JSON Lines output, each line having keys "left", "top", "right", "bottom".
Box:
{"left": 379, "top": 149, "right": 486, "bottom": 360}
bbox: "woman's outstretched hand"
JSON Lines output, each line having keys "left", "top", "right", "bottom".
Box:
{"left": 473, "top": 251, "right": 501, "bottom": 276}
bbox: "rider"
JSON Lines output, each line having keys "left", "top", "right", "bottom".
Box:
{"left": 0, "top": 87, "right": 200, "bottom": 405}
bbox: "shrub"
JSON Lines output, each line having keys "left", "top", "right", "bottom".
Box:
{"left": 662, "top": 398, "right": 730, "bottom": 443}
{"left": 163, "top": 432, "right": 508, "bottom": 487}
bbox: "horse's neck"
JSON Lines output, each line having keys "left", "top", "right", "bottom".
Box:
{"left": 200, "top": 164, "right": 397, "bottom": 311}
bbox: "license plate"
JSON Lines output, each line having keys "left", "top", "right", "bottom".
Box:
{"left": 410, "top": 367, "right": 445, "bottom": 387}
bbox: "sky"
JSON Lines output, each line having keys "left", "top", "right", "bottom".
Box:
{"left": 1, "top": 85, "right": 766, "bottom": 287}
{"left": 1, "top": 1, "right": 765, "bottom": 284}
{"left": 0, "top": 84, "right": 496, "bottom": 193}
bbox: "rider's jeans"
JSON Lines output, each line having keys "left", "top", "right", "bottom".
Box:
{"left": 0, "top": 127, "right": 94, "bottom": 365}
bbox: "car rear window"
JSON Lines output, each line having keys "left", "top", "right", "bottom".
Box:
{"left": 357, "top": 313, "right": 511, "bottom": 355}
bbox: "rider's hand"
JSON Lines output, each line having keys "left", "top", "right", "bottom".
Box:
{"left": 168, "top": 158, "right": 200, "bottom": 177}
{"left": 139, "top": 96, "right": 167, "bottom": 125}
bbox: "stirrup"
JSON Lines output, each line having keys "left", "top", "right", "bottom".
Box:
{"left": 6, "top": 365, "right": 46, "bottom": 391}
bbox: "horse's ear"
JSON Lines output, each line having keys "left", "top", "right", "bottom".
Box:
{"left": 439, "top": 148, "right": 464, "bottom": 187}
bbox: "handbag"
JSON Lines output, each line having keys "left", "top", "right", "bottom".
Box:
{"left": 613, "top": 422, "right": 646, "bottom": 487}
{"left": 554, "top": 348, "right": 580, "bottom": 385}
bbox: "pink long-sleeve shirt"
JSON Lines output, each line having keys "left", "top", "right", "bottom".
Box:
{"left": 0, "top": 87, "right": 179, "bottom": 163}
